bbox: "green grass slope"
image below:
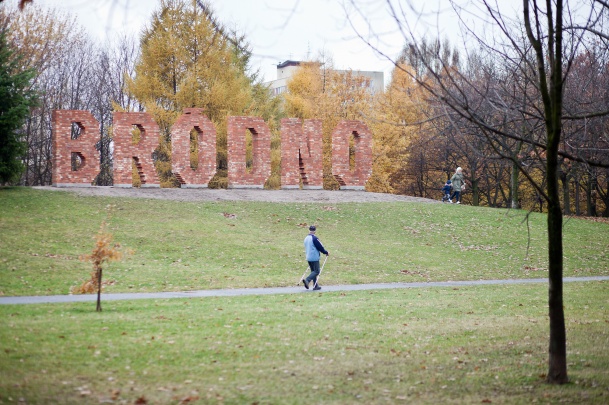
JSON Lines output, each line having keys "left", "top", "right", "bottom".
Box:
{"left": 1, "top": 188, "right": 608, "bottom": 404}
{"left": 1, "top": 187, "right": 608, "bottom": 296}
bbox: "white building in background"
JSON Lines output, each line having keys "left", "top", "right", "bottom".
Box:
{"left": 265, "top": 60, "right": 384, "bottom": 96}
{"left": 267, "top": 60, "right": 301, "bottom": 96}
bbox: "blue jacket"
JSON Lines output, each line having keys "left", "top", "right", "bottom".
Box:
{"left": 304, "top": 234, "right": 328, "bottom": 261}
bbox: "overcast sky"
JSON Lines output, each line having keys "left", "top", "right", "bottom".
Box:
{"left": 22, "top": 0, "right": 519, "bottom": 85}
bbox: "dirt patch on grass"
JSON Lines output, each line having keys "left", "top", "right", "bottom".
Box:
{"left": 35, "top": 186, "right": 438, "bottom": 204}
{"left": 566, "top": 215, "right": 609, "bottom": 224}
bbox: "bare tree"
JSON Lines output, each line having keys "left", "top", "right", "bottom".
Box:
{"left": 347, "top": 0, "right": 609, "bottom": 384}
{"left": 4, "top": 2, "right": 144, "bottom": 186}
{"left": 3, "top": 5, "right": 97, "bottom": 185}
{"left": 90, "top": 35, "right": 141, "bottom": 185}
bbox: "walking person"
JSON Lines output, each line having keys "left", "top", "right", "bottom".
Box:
{"left": 303, "top": 225, "right": 329, "bottom": 290}
{"left": 449, "top": 167, "right": 466, "bottom": 204}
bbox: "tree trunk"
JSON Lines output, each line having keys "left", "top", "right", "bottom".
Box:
{"left": 546, "top": 101, "right": 567, "bottom": 383}
{"left": 510, "top": 160, "right": 519, "bottom": 209}
{"left": 96, "top": 268, "right": 103, "bottom": 312}
{"left": 523, "top": 0, "right": 568, "bottom": 383}
{"left": 603, "top": 178, "right": 609, "bottom": 218}
{"left": 546, "top": 161, "right": 568, "bottom": 383}
{"left": 575, "top": 175, "right": 581, "bottom": 216}
{"left": 472, "top": 178, "right": 479, "bottom": 206}
{"left": 560, "top": 170, "right": 571, "bottom": 215}
{"left": 587, "top": 174, "right": 597, "bottom": 216}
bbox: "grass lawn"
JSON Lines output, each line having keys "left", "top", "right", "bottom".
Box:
{"left": 1, "top": 187, "right": 608, "bottom": 404}
{"left": 1, "top": 188, "right": 607, "bottom": 296}
{"left": 1, "top": 282, "right": 608, "bottom": 404}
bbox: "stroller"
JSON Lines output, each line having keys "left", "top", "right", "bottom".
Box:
{"left": 441, "top": 180, "right": 452, "bottom": 203}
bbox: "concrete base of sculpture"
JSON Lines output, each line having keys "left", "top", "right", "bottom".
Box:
{"left": 340, "top": 186, "right": 366, "bottom": 191}
{"left": 53, "top": 183, "right": 93, "bottom": 188}
{"left": 228, "top": 185, "right": 265, "bottom": 189}
{"left": 181, "top": 184, "right": 209, "bottom": 189}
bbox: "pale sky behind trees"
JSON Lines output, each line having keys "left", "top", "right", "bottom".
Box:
{"left": 27, "top": 0, "right": 517, "bottom": 86}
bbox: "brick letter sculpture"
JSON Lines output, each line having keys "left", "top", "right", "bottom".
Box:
{"left": 227, "top": 116, "right": 271, "bottom": 188}
{"left": 171, "top": 108, "right": 217, "bottom": 188}
{"left": 51, "top": 109, "right": 373, "bottom": 190}
{"left": 331, "top": 120, "right": 373, "bottom": 189}
{"left": 112, "top": 112, "right": 160, "bottom": 188}
{"left": 280, "top": 118, "right": 323, "bottom": 189}
{"left": 52, "top": 110, "right": 101, "bottom": 187}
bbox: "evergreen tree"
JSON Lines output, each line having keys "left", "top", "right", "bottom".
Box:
{"left": 0, "top": 26, "right": 37, "bottom": 185}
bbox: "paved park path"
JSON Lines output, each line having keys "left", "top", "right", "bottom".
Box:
{"left": 1, "top": 276, "right": 608, "bottom": 305}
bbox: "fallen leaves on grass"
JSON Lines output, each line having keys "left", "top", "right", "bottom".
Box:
{"left": 30, "top": 253, "right": 74, "bottom": 260}
{"left": 459, "top": 244, "right": 498, "bottom": 251}
{"left": 400, "top": 270, "right": 429, "bottom": 278}
{"left": 222, "top": 212, "right": 237, "bottom": 219}
{"left": 566, "top": 215, "right": 609, "bottom": 224}
{"left": 403, "top": 226, "right": 420, "bottom": 235}
{"left": 177, "top": 395, "right": 200, "bottom": 404}
{"left": 135, "top": 395, "right": 148, "bottom": 404}
{"left": 76, "top": 385, "right": 91, "bottom": 396}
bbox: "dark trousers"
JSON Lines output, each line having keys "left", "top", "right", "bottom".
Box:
{"left": 305, "top": 260, "right": 320, "bottom": 285}
{"left": 450, "top": 190, "right": 461, "bottom": 202}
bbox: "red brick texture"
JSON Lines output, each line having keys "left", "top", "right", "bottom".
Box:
{"left": 171, "top": 108, "right": 217, "bottom": 188}
{"left": 227, "top": 116, "right": 271, "bottom": 188}
{"left": 52, "top": 110, "right": 101, "bottom": 187}
{"left": 112, "top": 112, "right": 161, "bottom": 188}
{"left": 52, "top": 110, "right": 372, "bottom": 189}
{"left": 331, "top": 120, "right": 373, "bottom": 189}
{"left": 280, "top": 118, "right": 323, "bottom": 189}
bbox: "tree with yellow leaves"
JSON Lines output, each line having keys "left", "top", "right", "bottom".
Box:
{"left": 128, "top": 0, "right": 280, "bottom": 187}
{"left": 284, "top": 55, "right": 377, "bottom": 189}
{"left": 367, "top": 63, "right": 433, "bottom": 194}
{"left": 73, "top": 206, "right": 131, "bottom": 312}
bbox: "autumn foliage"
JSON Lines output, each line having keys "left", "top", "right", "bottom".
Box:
{"left": 5, "top": 1, "right": 607, "bottom": 215}
{"left": 72, "top": 207, "right": 129, "bottom": 311}
{"left": 127, "top": 0, "right": 281, "bottom": 188}
{"left": 284, "top": 58, "right": 377, "bottom": 189}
